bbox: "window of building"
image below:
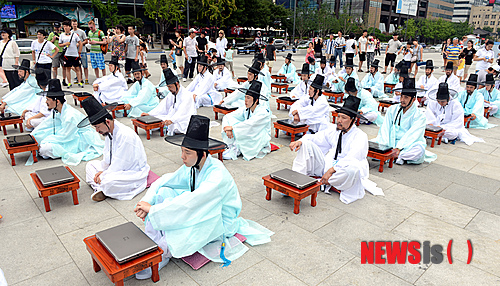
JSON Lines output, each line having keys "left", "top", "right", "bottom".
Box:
{"left": 493, "top": 15, "right": 497, "bottom": 19}
{"left": 491, "top": 21, "right": 495, "bottom": 25}
{"left": 485, "top": 21, "right": 489, "bottom": 25}
{"left": 485, "top": 15, "right": 490, "bottom": 19}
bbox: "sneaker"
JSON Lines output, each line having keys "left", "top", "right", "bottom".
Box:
{"left": 91, "top": 190, "right": 106, "bottom": 202}
{"left": 74, "top": 77, "right": 79, "bottom": 83}
{"left": 85, "top": 79, "right": 89, "bottom": 85}
{"left": 182, "top": 78, "right": 187, "bottom": 82}
{"left": 67, "top": 83, "right": 72, "bottom": 88}
{"left": 381, "top": 72, "right": 386, "bottom": 74}
{"left": 1, "top": 82, "right": 8, "bottom": 87}
{"left": 62, "top": 80, "right": 68, "bottom": 86}
{"left": 79, "top": 83, "right": 84, "bottom": 88}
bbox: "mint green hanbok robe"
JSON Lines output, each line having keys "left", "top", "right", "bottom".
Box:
{"left": 478, "top": 87, "right": 500, "bottom": 118}
{"left": 361, "top": 72, "right": 385, "bottom": 98}
{"left": 358, "top": 89, "right": 384, "bottom": 126}
{"left": 122, "top": 77, "right": 159, "bottom": 118}
{"left": 277, "top": 63, "right": 300, "bottom": 84}
{"left": 3, "top": 75, "right": 41, "bottom": 115}
{"left": 456, "top": 89, "right": 495, "bottom": 129}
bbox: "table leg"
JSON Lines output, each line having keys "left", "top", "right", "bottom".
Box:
{"left": 10, "top": 154, "right": 15, "bottom": 166}
{"left": 279, "top": 88, "right": 282, "bottom": 94}
{"left": 275, "top": 128, "right": 279, "bottom": 138}
{"left": 214, "top": 111, "right": 218, "bottom": 120}
{"left": 123, "top": 109, "right": 127, "bottom": 117}
{"left": 291, "top": 133, "right": 295, "bottom": 142}
{"left": 32, "top": 150, "right": 38, "bottom": 163}
{"left": 160, "top": 126, "right": 164, "bottom": 137}
{"left": 2, "top": 125, "right": 6, "bottom": 136}
{"left": 43, "top": 196, "right": 51, "bottom": 212}
{"left": 437, "top": 135, "right": 443, "bottom": 146}
{"left": 115, "top": 280, "right": 124, "bottom": 286}
{"left": 293, "top": 199, "right": 301, "bottom": 214}
{"left": 72, "top": 190, "right": 79, "bottom": 205}
{"left": 430, "top": 137, "right": 435, "bottom": 148}
{"left": 311, "top": 191, "right": 317, "bottom": 207}
{"left": 151, "top": 263, "right": 160, "bottom": 283}
{"left": 277, "top": 102, "right": 280, "bottom": 110}
{"left": 14, "top": 124, "right": 17, "bottom": 129}
{"left": 134, "top": 125, "right": 138, "bottom": 134}
{"left": 388, "top": 158, "right": 394, "bottom": 169}
{"left": 146, "top": 130, "right": 151, "bottom": 140}
{"left": 378, "top": 160, "right": 384, "bottom": 173}
{"left": 218, "top": 152, "right": 223, "bottom": 161}
{"left": 19, "top": 124, "right": 23, "bottom": 133}
{"left": 92, "top": 258, "right": 101, "bottom": 272}
{"left": 266, "top": 187, "right": 271, "bottom": 201}
{"left": 74, "top": 98, "right": 78, "bottom": 105}
{"left": 111, "top": 110, "right": 116, "bottom": 119}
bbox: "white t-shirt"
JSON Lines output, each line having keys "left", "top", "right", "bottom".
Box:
{"left": 476, "top": 47, "right": 495, "bottom": 71}
{"left": 184, "top": 36, "right": 198, "bottom": 58}
{"left": 345, "top": 39, "right": 357, "bottom": 54}
{"left": 59, "top": 32, "right": 81, "bottom": 57}
{"left": 387, "top": 39, "right": 401, "bottom": 53}
{"left": 358, "top": 37, "right": 367, "bottom": 52}
{"left": 403, "top": 48, "right": 413, "bottom": 61}
{"left": 31, "top": 40, "right": 56, "bottom": 64}
{"left": 367, "top": 39, "right": 375, "bottom": 53}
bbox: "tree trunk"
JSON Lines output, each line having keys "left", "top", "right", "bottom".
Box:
{"left": 160, "top": 20, "right": 165, "bottom": 50}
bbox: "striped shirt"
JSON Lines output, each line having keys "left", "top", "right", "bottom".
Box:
{"left": 446, "top": 44, "right": 461, "bottom": 60}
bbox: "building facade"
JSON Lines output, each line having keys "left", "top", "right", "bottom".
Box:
{"left": 427, "top": 0, "right": 454, "bottom": 21}
{"left": 453, "top": 0, "right": 490, "bottom": 23}
{"left": 470, "top": 5, "right": 500, "bottom": 31}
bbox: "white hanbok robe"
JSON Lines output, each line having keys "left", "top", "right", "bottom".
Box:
{"left": 222, "top": 80, "right": 269, "bottom": 109}
{"left": 456, "top": 89, "right": 495, "bottom": 129}
{"left": 86, "top": 121, "right": 150, "bottom": 200}
{"left": 121, "top": 78, "right": 159, "bottom": 118}
{"left": 2, "top": 75, "right": 41, "bottom": 115}
{"left": 277, "top": 63, "right": 300, "bottom": 84}
{"left": 478, "top": 87, "right": 500, "bottom": 118}
{"left": 314, "top": 65, "right": 333, "bottom": 86}
{"left": 361, "top": 72, "right": 385, "bottom": 98}
{"left": 289, "top": 95, "right": 330, "bottom": 133}
{"left": 156, "top": 67, "right": 178, "bottom": 99}
{"left": 260, "top": 68, "right": 272, "bottom": 96}
{"left": 292, "top": 124, "right": 383, "bottom": 204}
{"left": 93, "top": 72, "right": 128, "bottom": 103}
{"left": 186, "top": 71, "right": 222, "bottom": 108}
{"left": 426, "top": 98, "right": 484, "bottom": 145}
{"left": 24, "top": 91, "right": 50, "bottom": 130}
{"left": 438, "top": 74, "right": 462, "bottom": 94}
{"left": 148, "top": 86, "right": 196, "bottom": 135}
{"left": 213, "top": 67, "right": 236, "bottom": 91}
{"left": 221, "top": 103, "right": 271, "bottom": 161}
{"left": 416, "top": 74, "right": 439, "bottom": 100}
{"left": 289, "top": 79, "right": 310, "bottom": 100}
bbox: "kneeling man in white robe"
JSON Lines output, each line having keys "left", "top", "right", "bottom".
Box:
{"left": 222, "top": 81, "right": 271, "bottom": 160}
{"left": 22, "top": 68, "right": 51, "bottom": 131}
{"left": 186, "top": 55, "right": 222, "bottom": 108}
{"left": 81, "top": 96, "right": 150, "bottom": 202}
{"left": 213, "top": 57, "right": 236, "bottom": 91}
{"left": 92, "top": 56, "right": 127, "bottom": 103}
{"left": 290, "top": 96, "right": 383, "bottom": 204}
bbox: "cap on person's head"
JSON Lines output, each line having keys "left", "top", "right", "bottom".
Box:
{"left": 53, "top": 22, "right": 61, "bottom": 28}
{"left": 453, "top": 37, "right": 458, "bottom": 41}
{"left": 189, "top": 28, "right": 196, "bottom": 34}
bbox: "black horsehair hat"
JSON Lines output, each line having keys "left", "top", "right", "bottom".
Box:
{"left": 444, "top": 61, "right": 455, "bottom": 71}
{"left": 392, "top": 78, "right": 426, "bottom": 97}
{"left": 283, "top": 53, "right": 293, "bottom": 61}
{"left": 161, "top": 68, "right": 180, "bottom": 86}
{"left": 483, "top": 73, "right": 496, "bottom": 85}
{"left": 165, "top": 115, "right": 226, "bottom": 151}
{"left": 104, "top": 55, "right": 123, "bottom": 68}
{"left": 197, "top": 55, "right": 210, "bottom": 66}
{"left": 437, "top": 83, "right": 450, "bottom": 101}
{"left": 37, "top": 79, "right": 73, "bottom": 98}
{"left": 77, "top": 96, "right": 117, "bottom": 128}
{"left": 300, "top": 63, "right": 313, "bottom": 74}
{"left": 35, "top": 68, "right": 51, "bottom": 87}
{"left": 13, "top": 59, "right": 32, "bottom": 71}
{"left": 244, "top": 61, "right": 264, "bottom": 75}
{"left": 155, "top": 54, "right": 168, "bottom": 64}
{"left": 370, "top": 59, "right": 381, "bottom": 69}
{"left": 212, "top": 57, "right": 226, "bottom": 66}
{"left": 461, "top": 73, "right": 478, "bottom": 86}
{"left": 237, "top": 80, "right": 267, "bottom": 102}
{"left": 345, "top": 77, "right": 358, "bottom": 93}
{"left": 309, "top": 74, "right": 326, "bottom": 90}
{"left": 331, "top": 95, "right": 367, "bottom": 120}
{"left": 320, "top": 56, "right": 327, "bottom": 65}
{"left": 420, "top": 59, "right": 438, "bottom": 70}
{"left": 126, "top": 61, "right": 147, "bottom": 74}
{"left": 344, "top": 57, "right": 357, "bottom": 68}
{"left": 254, "top": 53, "right": 265, "bottom": 63}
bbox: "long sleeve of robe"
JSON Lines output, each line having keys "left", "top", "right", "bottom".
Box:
{"left": 139, "top": 156, "right": 273, "bottom": 260}
{"left": 289, "top": 95, "right": 330, "bottom": 132}
{"left": 27, "top": 96, "right": 50, "bottom": 117}
{"left": 416, "top": 74, "right": 439, "bottom": 99}
{"left": 3, "top": 75, "right": 41, "bottom": 115}
{"left": 384, "top": 72, "right": 399, "bottom": 84}
{"left": 438, "top": 74, "right": 463, "bottom": 94}
{"left": 361, "top": 72, "right": 385, "bottom": 98}
{"left": 331, "top": 72, "right": 360, "bottom": 95}
{"left": 290, "top": 80, "right": 309, "bottom": 99}
{"left": 373, "top": 101, "right": 436, "bottom": 164}
{"left": 221, "top": 103, "right": 271, "bottom": 161}
{"left": 93, "top": 73, "right": 128, "bottom": 103}
{"left": 222, "top": 81, "right": 248, "bottom": 108}
{"left": 155, "top": 68, "right": 178, "bottom": 100}
{"left": 261, "top": 69, "right": 272, "bottom": 95}
{"left": 30, "top": 103, "right": 104, "bottom": 165}
{"left": 214, "top": 67, "right": 236, "bottom": 91}
{"left": 98, "top": 121, "right": 150, "bottom": 200}
{"left": 121, "top": 78, "right": 159, "bottom": 117}
{"left": 456, "top": 89, "right": 495, "bottom": 129}
{"left": 187, "top": 72, "right": 222, "bottom": 107}
{"left": 358, "top": 89, "right": 384, "bottom": 126}
{"left": 479, "top": 87, "right": 500, "bottom": 118}
{"left": 277, "top": 63, "right": 299, "bottom": 84}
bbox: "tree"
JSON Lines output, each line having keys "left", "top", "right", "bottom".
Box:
{"left": 88, "top": 0, "right": 119, "bottom": 28}
{"left": 294, "top": 0, "right": 316, "bottom": 39}
{"left": 482, "top": 26, "right": 493, "bottom": 33}
{"left": 144, "top": 0, "right": 184, "bottom": 49}
{"left": 316, "top": 3, "right": 337, "bottom": 38}
{"left": 110, "top": 15, "right": 144, "bottom": 30}
{"left": 337, "top": 5, "right": 359, "bottom": 36}
{"left": 200, "top": 0, "right": 237, "bottom": 27}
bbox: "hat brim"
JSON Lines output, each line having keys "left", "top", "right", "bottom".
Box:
{"left": 77, "top": 103, "right": 118, "bottom": 128}
{"left": 211, "top": 61, "right": 226, "bottom": 67}
{"left": 441, "top": 66, "right": 458, "bottom": 71}
{"left": 154, "top": 59, "right": 169, "bottom": 64}
{"left": 419, "top": 65, "right": 439, "bottom": 70}
{"left": 236, "top": 87, "right": 269, "bottom": 101}
{"left": 283, "top": 56, "right": 294, "bottom": 61}
{"left": 392, "top": 87, "right": 427, "bottom": 93}
{"left": 13, "top": 65, "right": 34, "bottom": 72}
{"left": 159, "top": 75, "right": 182, "bottom": 86}
{"left": 37, "top": 90, "right": 73, "bottom": 97}
{"left": 197, "top": 61, "right": 210, "bottom": 66}
{"left": 330, "top": 103, "right": 368, "bottom": 121}
{"left": 344, "top": 64, "right": 358, "bottom": 68}
{"left": 308, "top": 79, "right": 328, "bottom": 90}
{"left": 460, "top": 80, "right": 478, "bottom": 85}
{"left": 299, "top": 70, "right": 315, "bottom": 74}
{"left": 164, "top": 134, "right": 227, "bottom": 151}
{"left": 427, "top": 88, "right": 459, "bottom": 101}
{"left": 126, "top": 68, "right": 148, "bottom": 74}
{"left": 104, "top": 60, "right": 124, "bottom": 68}
{"left": 480, "top": 80, "right": 497, "bottom": 85}
{"left": 244, "top": 64, "right": 264, "bottom": 76}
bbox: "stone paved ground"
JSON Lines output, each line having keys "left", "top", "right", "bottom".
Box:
{"left": 1, "top": 49, "right": 500, "bottom": 285}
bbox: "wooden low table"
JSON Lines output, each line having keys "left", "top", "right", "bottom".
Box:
{"left": 72, "top": 92, "right": 92, "bottom": 107}
{"left": 276, "top": 97, "right": 296, "bottom": 110}
{"left": 323, "top": 90, "right": 344, "bottom": 104}
{"left": 271, "top": 83, "right": 289, "bottom": 94}
{"left": 331, "top": 111, "right": 360, "bottom": 126}
{"left": 132, "top": 119, "right": 164, "bottom": 140}
{"left": 84, "top": 235, "right": 163, "bottom": 286}
{"left": 262, "top": 175, "right": 320, "bottom": 214}
{"left": 464, "top": 115, "right": 472, "bottom": 128}
{"left": 224, "top": 88, "right": 235, "bottom": 97}
{"left": 213, "top": 105, "right": 237, "bottom": 120}
{"left": 208, "top": 143, "right": 227, "bottom": 161}
{"left": 425, "top": 129, "right": 446, "bottom": 148}
{"left": 237, "top": 77, "right": 247, "bottom": 84}
{"left": 0, "top": 117, "right": 23, "bottom": 135}
{"left": 30, "top": 166, "right": 80, "bottom": 212}
{"left": 485, "top": 106, "right": 491, "bottom": 119}
{"left": 106, "top": 103, "right": 127, "bottom": 119}
{"left": 3, "top": 138, "right": 39, "bottom": 166}
{"left": 377, "top": 100, "right": 398, "bottom": 113}
{"left": 384, "top": 83, "right": 396, "bottom": 94}
{"left": 273, "top": 121, "right": 309, "bottom": 142}
{"left": 271, "top": 75, "right": 287, "bottom": 83}
{"left": 367, "top": 148, "right": 398, "bottom": 173}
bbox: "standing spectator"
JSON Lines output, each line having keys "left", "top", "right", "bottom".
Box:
{"left": 148, "top": 34, "right": 154, "bottom": 49}
{"left": 324, "top": 34, "right": 335, "bottom": 61}
{"left": 224, "top": 43, "right": 235, "bottom": 78}
{"left": 313, "top": 36, "right": 323, "bottom": 59}
{"left": 139, "top": 43, "right": 150, "bottom": 78}
{"left": 182, "top": 28, "right": 198, "bottom": 82}
{"left": 383, "top": 33, "right": 401, "bottom": 74}
{"left": 442, "top": 38, "right": 451, "bottom": 67}
{"left": 366, "top": 35, "right": 376, "bottom": 71}
{"left": 474, "top": 40, "right": 495, "bottom": 84}
{"left": 87, "top": 19, "right": 106, "bottom": 78}
{"left": 445, "top": 37, "right": 461, "bottom": 75}
{"left": 264, "top": 37, "right": 276, "bottom": 73}
{"left": 254, "top": 31, "right": 264, "bottom": 50}
{"left": 71, "top": 19, "right": 89, "bottom": 84}
{"left": 375, "top": 37, "right": 381, "bottom": 56}
{"left": 399, "top": 42, "right": 413, "bottom": 68}
{"left": 358, "top": 30, "right": 368, "bottom": 72}
{"left": 460, "top": 40, "right": 476, "bottom": 80}
{"left": 125, "top": 25, "right": 140, "bottom": 83}
{"left": 344, "top": 33, "right": 357, "bottom": 60}
{"left": 59, "top": 20, "right": 83, "bottom": 88}
{"left": 196, "top": 31, "right": 208, "bottom": 56}
{"left": 32, "top": 30, "right": 58, "bottom": 70}
{"left": 0, "top": 28, "right": 20, "bottom": 90}
{"left": 411, "top": 39, "right": 423, "bottom": 76}
{"left": 215, "top": 30, "right": 227, "bottom": 58}
{"left": 333, "top": 31, "right": 346, "bottom": 69}
{"left": 108, "top": 25, "right": 126, "bottom": 72}
{"left": 306, "top": 42, "right": 314, "bottom": 62}
{"left": 169, "top": 30, "right": 184, "bottom": 75}
{"left": 48, "top": 22, "right": 65, "bottom": 82}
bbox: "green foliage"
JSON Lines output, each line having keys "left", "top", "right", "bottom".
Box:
{"left": 396, "top": 18, "right": 474, "bottom": 44}
{"left": 108, "top": 15, "right": 144, "bottom": 29}
{"left": 367, "top": 28, "right": 391, "bottom": 42}
{"left": 316, "top": 3, "right": 338, "bottom": 37}
{"left": 295, "top": 0, "right": 316, "bottom": 39}
{"left": 88, "top": 0, "right": 119, "bottom": 27}
{"left": 144, "top": 0, "right": 184, "bottom": 49}
{"left": 483, "top": 26, "right": 494, "bottom": 33}
{"left": 201, "top": 0, "right": 237, "bottom": 23}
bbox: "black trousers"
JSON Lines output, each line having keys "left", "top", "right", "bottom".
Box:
{"left": 183, "top": 56, "right": 197, "bottom": 79}
{"left": 5, "top": 70, "right": 21, "bottom": 90}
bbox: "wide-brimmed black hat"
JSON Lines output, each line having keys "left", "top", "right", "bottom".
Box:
{"left": 77, "top": 96, "right": 117, "bottom": 128}
{"left": 104, "top": 56, "right": 123, "bottom": 68}
{"left": 35, "top": 68, "right": 51, "bottom": 87}
{"left": 37, "top": 79, "right": 73, "bottom": 98}
{"left": 307, "top": 56, "right": 315, "bottom": 64}
{"left": 13, "top": 59, "right": 31, "bottom": 71}
{"left": 370, "top": 59, "right": 381, "bottom": 69}
{"left": 428, "top": 82, "right": 458, "bottom": 101}
{"left": 345, "top": 77, "right": 358, "bottom": 93}
{"left": 283, "top": 53, "right": 293, "bottom": 61}
{"left": 126, "top": 61, "right": 146, "bottom": 74}
{"left": 461, "top": 73, "right": 478, "bottom": 86}
{"left": 211, "top": 56, "right": 226, "bottom": 66}
{"left": 197, "top": 55, "right": 210, "bottom": 66}
{"left": 482, "top": 73, "right": 496, "bottom": 85}
{"left": 253, "top": 53, "right": 265, "bottom": 63}
{"left": 309, "top": 75, "right": 326, "bottom": 90}
{"left": 300, "top": 63, "right": 313, "bottom": 74}
{"left": 331, "top": 96, "right": 367, "bottom": 120}
{"left": 155, "top": 54, "right": 169, "bottom": 64}
{"left": 165, "top": 115, "right": 225, "bottom": 150}
{"left": 320, "top": 56, "right": 327, "bottom": 65}
{"left": 420, "top": 59, "right": 438, "bottom": 70}
{"left": 344, "top": 57, "right": 357, "bottom": 68}
{"left": 399, "top": 66, "right": 410, "bottom": 78}
{"left": 237, "top": 80, "right": 267, "bottom": 102}
{"left": 444, "top": 61, "right": 455, "bottom": 71}
{"left": 244, "top": 61, "right": 264, "bottom": 75}
{"left": 392, "top": 78, "right": 425, "bottom": 97}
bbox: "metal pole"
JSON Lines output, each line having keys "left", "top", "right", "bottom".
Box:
{"left": 134, "top": 0, "right": 137, "bottom": 18}
{"left": 292, "top": 0, "right": 296, "bottom": 43}
{"left": 187, "top": 0, "right": 190, "bottom": 31}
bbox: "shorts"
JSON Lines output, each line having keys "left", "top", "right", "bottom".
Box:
{"left": 52, "top": 52, "right": 64, "bottom": 68}
{"left": 385, "top": 53, "right": 397, "bottom": 67}
{"left": 359, "top": 52, "right": 366, "bottom": 62}
{"left": 225, "top": 61, "right": 233, "bottom": 71}
{"left": 457, "top": 68, "right": 464, "bottom": 77}
{"left": 449, "top": 59, "right": 459, "bottom": 69}
{"left": 464, "top": 65, "right": 471, "bottom": 75}
{"left": 63, "top": 56, "right": 81, "bottom": 67}
{"left": 265, "top": 60, "right": 274, "bottom": 68}
{"left": 90, "top": 52, "right": 105, "bottom": 70}
{"left": 125, "top": 58, "right": 136, "bottom": 71}
{"left": 80, "top": 52, "right": 88, "bottom": 69}
{"left": 176, "top": 55, "right": 184, "bottom": 67}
